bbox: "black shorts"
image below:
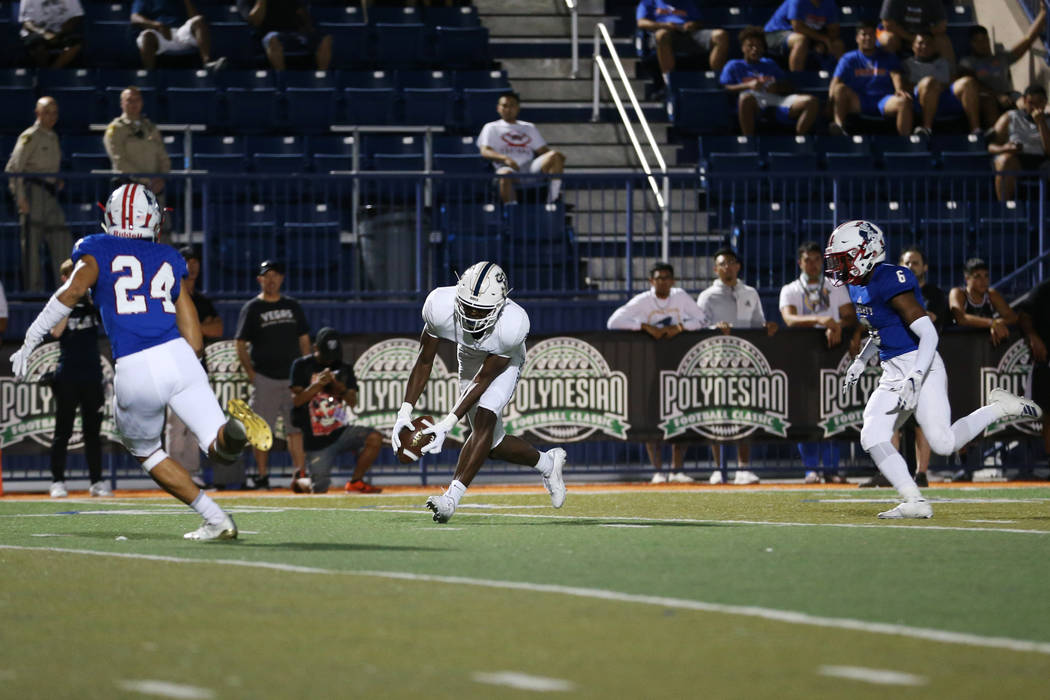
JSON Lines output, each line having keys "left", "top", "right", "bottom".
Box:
{"left": 21, "top": 29, "right": 83, "bottom": 51}
{"left": 1030, "top": 363, "right": 1050, "bottom": 413}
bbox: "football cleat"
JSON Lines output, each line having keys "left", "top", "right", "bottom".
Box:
{"left": 88, "top": 482, "right": 113, "bottom": 497}
{"left": 183, "top": 514, "right": 238, "bottom": 541}
{"left": 877, "top": 499, "right": 933, "bottom": 519}
{"left": 227, "top": 399, "right": 273, "bottom": 452}
{"left": 651, "top": 472, "right": 668, "bottom": 484}
{"left": 49, "top": 481, "right": 68, "bottom": 498}
{"left": 425, "top": 494, "right": 456, "bottom": 524}
{"left": 345, "top": 479, "right": 382, "bottom": 494}
{"left": 989, "top": 388, "right": 1043, "bottom": 421}
{"left": 733, "top": 470, "right": 761, "bottom": 485}
{"left": 543, "top": 448, "right": 567, "bottom": 508}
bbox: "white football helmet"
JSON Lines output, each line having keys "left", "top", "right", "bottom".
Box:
{"left": 824, "top": 219, "right": 886, "bottom": 286}
{"left": 455, "top": 261, "right": 509, "bottom": 333}
{"left": 101, "top": 183, "right": 162, "bottom": 240}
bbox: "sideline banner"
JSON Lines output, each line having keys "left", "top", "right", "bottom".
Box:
{"left": 0, "top": 329, "right": 1039, "bottom": 452}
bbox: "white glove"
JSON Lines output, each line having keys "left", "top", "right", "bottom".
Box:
{"left": 892, "top": 370, "right": 924, "bottom": 413}
{"left": 10, "top": 344, "right": 33, "bottom": 382}
{"left": 421, "top": 412, "right": 458, "bottom": 455}
{"left": 390, "top": 402, "right": 414, "bottom": 451}
{"left": 841, "top": 358, "right": 865, "bottom": 397}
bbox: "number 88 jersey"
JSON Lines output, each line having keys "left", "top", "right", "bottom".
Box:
{"left": 847, "top": 263, "right": 928, "bottom": 362}
{"left": 72, "top": 233, "right": 187, "bottom": 359}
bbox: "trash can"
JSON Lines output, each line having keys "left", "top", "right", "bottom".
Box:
{"left": 358, "top": 205, "right": 421, "bottom": 292}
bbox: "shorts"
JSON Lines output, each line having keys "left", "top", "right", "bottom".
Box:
{"left": 670, "top": 28, "right": 717, "bottom": 55}
{"left": 495, "top": 151, "right": 557, "bottom": 175}
{"left": 744, "top": 90, "right": 800, "bottom": 125}
{"left": 306, "top": 425, "right": 375, "bottom": 493}
{"left": 21, "top": 27, "right": 83, "bottom": 51}
{"left": 252, "top": 373, "right": 301, "bottom": 438}
{"left": 859, "top": 93, "right": 893, "bottom": 117}
{"left": 137, "top": 17, "right": 200, "bottom": 55}
{"left": 457, "top": 362, "right": 521, "bottom": 451}
{"left": 912, "top": 84, "right": 962, "bottom": 117}
{"left": 261, "top": 30, "right": 320, "bottom": 54}
{"left": 765, "top": 30, "right": 793, "bottom": 55}
{"left": 114, "top": 338, "right": 226, "bottom": 459}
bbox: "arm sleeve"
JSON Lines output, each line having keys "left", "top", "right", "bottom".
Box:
{"left": 908, "top": 314, "right": 938, "bottom": 376}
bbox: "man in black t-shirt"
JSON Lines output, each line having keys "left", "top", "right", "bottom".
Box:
{"left": 290, "top": 327, "right": 383, "bottom": 494}
{"left": 1017, "top": 279, "right": 1050, "bottom": 480}
{"left": 237, "top": 0, "right": 332, "bottom": 71}
{"left": 235, "top": 260, "right": 310, "bottom": 489}
{"left": 48, "top": 258, "right": 109, "bottom": 498}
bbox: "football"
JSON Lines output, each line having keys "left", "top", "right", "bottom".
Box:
{"left": 396, "top": 415, "right": 435, "bottom": 463}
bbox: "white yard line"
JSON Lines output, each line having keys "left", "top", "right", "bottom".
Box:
{"left": 115, "top": 679, "right": 215, "bottom": 699}
{"left": 472, "top": 671, "right": 575, "bottom": 692}
{"left": 817, "top": 666, "right": 927, "bottom": 686}
{"left": 4, "top": 544, "right": 1050, "bottom": 657}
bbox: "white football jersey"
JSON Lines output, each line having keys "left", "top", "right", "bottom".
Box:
{"left": 422, "top": 286, "right": 529, "bottom": 376}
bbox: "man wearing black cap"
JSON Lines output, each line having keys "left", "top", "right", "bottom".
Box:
{"left": 290, "top": 327, "right": 383, "bottom": 493}
{"left": 235, "top": 259, "right": 310, "bottom": 489}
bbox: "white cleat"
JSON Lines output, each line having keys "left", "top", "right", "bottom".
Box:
{"left": 668, "top": 471, "right": 696, "bottom": 483}
{"left": 88, "top": 481, "right": 113, "bottom": 497}
{"left": 733, "top": 470, "right": 761, "bottom": 485}
{"left": 183, "top": 514, "right": 238, "bottom": 541}
{"left": 425, "top": 494, "right": 456, "bottom": 523}
{"left": 708, "top": 471, "right": 724, "bottom": 484}
{"left": 543, "top": 448, "right": 567, "bottom": 508}
{"left": 651, "top": 472, "right": 668, "bottom": 484}
{"left": 990, "top": 388, "right": 1043, "bottom": 420}
{"left": 877, "top": 499, "right": 933, "bottom": 519}
{"left": 49, "top": 481, "right": 68, "bottom": 498}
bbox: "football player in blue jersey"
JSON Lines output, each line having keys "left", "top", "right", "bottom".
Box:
{"left": 826, "top": 220, "right": 1042, "bottom": 518}
{"left": 10, "top": 184, "right": 273, "bottom": 540}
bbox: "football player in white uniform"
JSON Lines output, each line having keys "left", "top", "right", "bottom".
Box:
{"left": 391, "top": 261, "right": 567, "bottom": 523}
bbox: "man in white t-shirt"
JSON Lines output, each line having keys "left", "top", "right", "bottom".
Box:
{"left": 18, "top": 0, "right": 84, "bottom": 69}
{"left": 477, "top": 91, "right": 566, "bottom": 204}
{"left": 608, "top": 262, "right": 709, "bottom": 484}
{"left": 780, "top": 240, "right": 856, "bottom": 484}
{"left": 697, "top": 247, "right": 777, "bottom": 484}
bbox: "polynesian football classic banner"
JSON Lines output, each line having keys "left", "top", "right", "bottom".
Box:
{"left": 0, "top": 330, "right": 1040, "bottom": 452}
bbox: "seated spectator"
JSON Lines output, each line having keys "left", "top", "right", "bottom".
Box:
{"left": 830, "top": 21, "right": 914, "bottom": 136}
{"left": 960, "top": 6, "right": 1047, "bottom": 128}
{"left": 697, "top": 248, "right": 776, "bottom": 485}
{"left": 477, "top": 91, "right": 566, "bottom": 204}
{"left": 720, "top": 26, "right": 819, "bottom": 136}
{"left": 903, "top": 33, "right": 981, "bottom": 136}
{"left": 636, "top": 0, "right": 729, "bottom": 93}
{"left": 948, "top": 257, "right": 1017, "bottom": 346}
{"left": 763, "top": 0, "right": 844, "bottom": 72}
{"left": 290, "top": 328, "right": 383, "bottom": 494}
{"left": 878, "top": 0, "right": 955, "bottom": 68}
{"left": 238, "top": 0, "right": 332, "bottom": 71}
{"left": 988, "top": 84, "right": 1050, "bottom": 201}
{"left": 132, "top": 0, "right": 226, "bottom": 71}
{"left": 607, "top": 262, "right": 709, "bottom": 483}
{"left": 18, "top": 0, "right": 84, "bottom": 69}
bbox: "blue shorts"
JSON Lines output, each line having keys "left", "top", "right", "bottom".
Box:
{"left": 859, "top": 93, "right": 893, "bottom": 117}
{"left": 768, "top": 104, "right": 795, "bottom": 125}
{"left": 261, "top": 30, "right": 320, "bottom": 54}
{"left": 913, "top": 85, "right": 963, "bottom": 117}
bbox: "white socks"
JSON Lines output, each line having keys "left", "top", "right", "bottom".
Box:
{"left": 446, "top": 479, "right": 467, "bottom": 506}
{"left": 191, "top": 491, "right": 227, "bottom": 526}
{"left": 662, "top": 72, "right": 670, "bottom": 87}
{"left": 533, "top": 451, "right": 554, "bottom": 478}
{"left": 547, "top": 178, "right": 562, "bottom": 203}
{"left": 868, "top": 442, "right": 923, "bottom": 502}
{"left": 951, "top": 405, "right": 1001, "bottom": 450}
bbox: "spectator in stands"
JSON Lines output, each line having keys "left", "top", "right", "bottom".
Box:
{"left": 780, "top": 241, "right": 855, "bottom": 483}
{"left": 0, "top": 279, "right": 7, "bottom": 336}
{"left": 697, "top": 247, "right": 776, "bottom": 485}
{"left": 830, "top": 21, "right": 914, "bottom": 137}
{"left": 608, "top": 262, "right": 708, "bottom": 483}
{"left": 949, "top": 257, "right": 1017, "bottom": 346}
{"left": 5, "top": 96, "right": 71, "bottom": 293}
{"left": 238, "top": 0, "right": 332, "bottom": 71}
{"left": 961, "top": 7, "right": 1046, "bottom": 128}
{"left": 719, "top": 26, "right": 820, "bottom": 136}
{"left": 989, "top": 84, "right": 1050, "bottom": 201}
{"left": 104, "top": 87, "right": 171, "bottom": 206}
{"left": 47, "top": 259, "right": 109, "bottom": 499}
{"left": 235, "top": 260, "right": 311, "bottom": 490}
{"left": 131, "top": 0, "right": 227, "bottom": 71}
{"left": 1017, "top": 278, "right": 1050, "bottom": 480}
{"left": 878, "top": 0, "right": 954, "bottom": 68}
{"left": 635, "top": 0, "right": 730, "bottom": 93}
{"left": 18, "top": 0, "right": 84, "bottom": 69}
{"left": 903, "top": 33, "right": 981, "bottom": 136}
{"left": 763, "top": 0, "right": 844, "bottom": 72}
{"left": 165, "top": 245, "right": 223, "bottom": 489}
{"left": 477, "top": 91, "right": 566, "bottom": 205}
{"left": 290, "top": 328, "right": 384, "bottom": 494}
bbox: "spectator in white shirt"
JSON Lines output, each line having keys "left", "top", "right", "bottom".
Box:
{"left": 18, "top": 0, "right": 84, "bottom": 69}
{"left": 477, "top": 91, "right": 566, "bottom": 205}
{"left": 608, "top": 262, "right": 708, "bottom": 483}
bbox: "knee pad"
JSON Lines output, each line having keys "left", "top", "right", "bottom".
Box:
{"left": 922, "top": 428, "right": 956, "bottom": 456}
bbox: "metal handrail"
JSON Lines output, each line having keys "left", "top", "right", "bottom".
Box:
{"left": 565, "top": 0, "right": 579, "bottom": 78}
{"left": 590, "top": 22, "right": 670, "bottom": 254}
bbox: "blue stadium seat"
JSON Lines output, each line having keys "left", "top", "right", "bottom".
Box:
{"left": 453, "top": 70, "right": 510, "bottom": 90}
{"left": 217, "top": 69, "right": 277, "bottom": 89}
{"left": 402, "top": 87, "right": 455, "bottom": 125}
{"left": 787, "top": 70, "right": 831, "bottom": 96}
{"left": 503, "top": 204, "right": 578, "bottom": 292}
{"left": 759, "top": 134, "right": 816, "bottom": 157}
{"left": 670, "top": 89, "right": 730, "bottom": 133}
{"left": 282, "top": 201, "right": 343, "bottom": 292}
{"left": 161, "top": 133, "right": 184, "bottom": 169}
{"left": 398, "top": 70, "right": 454, "bottom": 89}
{"left": 699, "top": 134, "right": 757, "bottom": 159}
{"left": 425, "top": 6, "right": 481, "bottom": 28}
{"left": 49, "top": 87, "right": 102, "bottom": 129}
{"left": 98, "top": 68, "right": 157, "bottom": 90}
{"left": 340, "top": 70, "right": 396, "bottom": 89}
{"left": 65, "top": 201, "right": 101, "bottom": 236}
{"left": 322, "top": 23, "right": 371, "bottom": 70}
{"left": 947, "top": 4, "right": 974, "bottom": 24}
{"left": 704, "top": 152, "right": 762, "bottom": 173}
{"left": 372, "top": 153, "right": 425, "bottom": 171}
{"left": 668, "top": 70, "right": 721, "bottom": 90}
{"left": 223, "top": 86, "right": 280, "bottom": 131}
{"left": 209, "top": 22, "right": 259, "bottom": 67}
{"left": 284, "top": 87, "right": 337, "bottom": 131}
{"left": 766, "top": 152, "right": 819, "bottom": 172}
{"left": 440, "top": 202, "right": 504, "bottom": 265}
{"left": 38, "top": 68, "right": 96, "bottom": 89}
{"left": 881, "top": 151, "right": 935, "bottom": 171}
{"left": 434, "top": 153, "right": 487, "bottom": 173}
{"left": 460, "top": 87, "right": 505, "bottom": 130}
{"left": 312, "top": 5, "right": 364, "bottom": 24}
{"left": 310, "top": 134, "right": 358, "bottom": 171}
{"left": 104, "top": 86, "right": 159, "bottom": 122}
{"left": 732, "top": 200, "right": 797, "bottom": 287}
{"left": 824, "top": 152, "right": 869, "bottom": 172}
{"left": 163, "top": 87, "right": 221, "bottom": 127}
{"left": 917, "top": 199, "right": 972, "bottom": 229}
{"left": 0, "top": 68, "right": 34, "bottom": 88}
{"left": 817, "top": 133, "right": 872, "bottom": 155}
{"left": 83, "top": 2, "right": 130, "bottom": 22}
{"left": 193, "top": 135, "right": 247, "bottom": 172}
{"left": 368, "top": 6, "right": 422, "bottom": 24}
{"left": 0, "top": 87, "right": 37, "bottom": 129}
{"left": 210, "top": 203, "right": 280, "bottom": 282}
{"left": 939, "top": 151, "right": 991, "bottom": 173}
{"left": 69, "top": 152, "right": 112, "bottom": 172}
{"left": 373, "top": 23, "right": 426, "bottom": 69}
{"left": 247, "top": 135, "right": 309, "bottom": 173}
{"left": 435, "top": 134, "right": 479, "bottom": 154}
{"left": 432, "top": 26, "right": 490, "bottom": 69}
{"left": 362, "top": 134, "right": 423, "bottom": 157}
{"left": 83, "top": 21, "right": 138, "bottom": 68}
{"left": 280, "top": 70, "right": 339, "bottom": 89}
{"left": 342, "top": 87, "right": 397, "bottom": 124}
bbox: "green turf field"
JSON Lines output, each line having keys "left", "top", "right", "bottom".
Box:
{"left": 2, "top": 486, "right": 1049, "bottom": 699}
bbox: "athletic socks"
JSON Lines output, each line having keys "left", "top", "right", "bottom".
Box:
{"left": 533, "top": 451, "right": 554, "bottom": 478}
{"left": 190, "top": 491, "right": 227, "bottom": 526}
{"left": 951, "top": 405, "right": 1002, "bottom": 451}
{"left": 662, "top": 72, "right": 670, "bottom": 87}
{"left": 867, "top": 442, "right": 923, "bottom": 502}
{"left": 547, "top": 178, "right": 562, "bottom": 204}
{"left": 446, "top": 479, "right": 467, "bottom": 506}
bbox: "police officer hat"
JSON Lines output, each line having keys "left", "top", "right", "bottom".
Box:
{"left": 315, "top": 327, "right": 342, "bottom": 366}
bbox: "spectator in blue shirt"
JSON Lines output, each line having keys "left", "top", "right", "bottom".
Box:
{"left": 830, "top": 21, "right": 914, "bottom": 136}
{"left": 131, "top": 0, "right": 226, "bottom": 71}
{"left": 763, "top": 0, "right": 844, "bottom": 72}
{"left": 720, "top": 26, "right": 819, "bottom": 136}
{"left": 636, "top": 0, "right": 729, "bottom": 91}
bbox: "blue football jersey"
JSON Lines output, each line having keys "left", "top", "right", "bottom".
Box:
{"left": 848, "top": 263, "right": 927, "bottom": 361}
{"left": 71, "top": 233, "right": 187, "bottom": 359}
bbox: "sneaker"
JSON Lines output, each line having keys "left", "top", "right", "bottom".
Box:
{"left": 542, "top": 448, "right": 567, "bottom": 508}
{"left": 291, "top": 469, "right": 312, "bottom": 494}
{"left": 914, "top": 472, "right": 928, "bottom": 487}
{"left": 204, "top": 57, "right": 227, "bottom": 72}
{"left": 804, "top": 471, "right": 821, "bottom": 484}
{"left": 345, "top": 479, "right": 382, "bottom": 494}
{"left": 88, "top": 481, "right": 113, "bottom": 497}
{"left": 668, "top": 471, "right": 695, "bottom": 483}
{"left": 651, "top": 472, "right": 668, "bottom": 484}
{"left": 973, "top": 467, "right": 1005, "bottom": 481}
{"left": 183, "top": 514, "right": 238, "bottom": 541}
{"left": 733, "top": 470, "right": 760, "bottom": 485}
{"left": 227, "top": 398, "right": 273, "bottom": 451}
{"left": 829, "top": 122, "right": 849, "bottom": 136}
{"left": 250, "top": 475, "right": 271, "bottom": 491}
{"left": 425, "top": 494, "right": 455, "bottom": 524}
{"left": 877, "top": 499, "right": 933, "bottom": 519}
{"left": 912, "top": 126, "right": 932, "bottom": 138}
{"left": 859, "top": 473, "right": 891, "bottom": 488}
{"left": 950, "top": 469, "right": 973, "bottom": 483}
{"left": 49, "top": 481, "right": 68, "bottom": 498}
{"left": 708, "top": 470, "right": 724, "bottom": 484}
{"left": 990, "top": 388, "right": 1043, "bottom": 420}
{"left": 824, "top": 473, "right": 847, "bottom": 484}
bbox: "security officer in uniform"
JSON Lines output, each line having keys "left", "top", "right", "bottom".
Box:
{"left": 4, "top": 96, "right": 72, "bottom": 292}
{"left": 103, "top": 86, "right": 170, "bottom": 207}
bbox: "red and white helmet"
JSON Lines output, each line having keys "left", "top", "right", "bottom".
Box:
{"left": 101, "top": 183, "right": 161, "bottom": 240}
{"left": 824, "top": 220, "right": 886, "bottom": 286}
{"left": 455, "top": 261, "right": 509, "bottom": 333}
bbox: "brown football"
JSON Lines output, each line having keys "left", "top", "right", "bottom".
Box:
{"left": 396, "top": 415, "right": 435, "bottom": 463}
